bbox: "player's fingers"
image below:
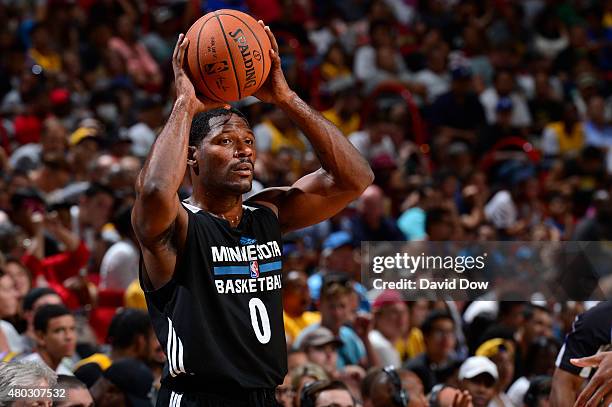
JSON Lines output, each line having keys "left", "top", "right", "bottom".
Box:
{"left": 584, "top": 381, "right": 611, "bottom": 407}
{"left": 173, "top": 34, "right": 184, "bottom": 63}
{"left": 269, "top": 49, "right": 281, "bottom": 67}
{"left": 602, "top": 390, "right": 612, "bottom": 407}
{"left": 571, "top": 354, "right": 604, "bottom": 368}
{"left": 177, "top": 37, "right": 189, "bottom": 66}
{"left": 574, "top": 376, "right": 602, "bottom": 407}
{"left": 196, "top": 94, "right": 229, "bottom": 110}
{"left": 263, "top": 25, "right": 279, "bottom": 53}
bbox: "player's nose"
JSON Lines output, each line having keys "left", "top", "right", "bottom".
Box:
{"left": 234, "top": 141, "right": 254, "bottom": 158}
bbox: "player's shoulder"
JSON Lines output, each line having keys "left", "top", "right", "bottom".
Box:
{"left": 245, "top": 200, "right": 279, "bottom": 217}
{"left": 181, "top": 200, "right": 204, "bottom": 215}
{"left": 246, "top": 187, "right": 291, "bottom": 218}
{"left": 577, "top": 301, "right": 612, "bottom": 332}
{"left": 579, "top": 301, "right": 612, "bottom": 324}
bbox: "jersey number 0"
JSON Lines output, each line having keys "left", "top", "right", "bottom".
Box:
{"left": 249, "top": 298, "right": 271, "bottom": 344}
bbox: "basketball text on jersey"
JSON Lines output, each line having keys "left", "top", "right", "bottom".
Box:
{"left": 211, "top": 238, "right": 282, "bottom": 294}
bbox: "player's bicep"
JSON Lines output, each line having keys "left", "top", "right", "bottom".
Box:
{"left": 251, "top": 170, "right": 359, "bottom": 233}
{"left": 132, "top": 196, "right": 188, "bottom": 290}
{"left": 550, "top": 368, "right": 583, "bottom": 407}
{"left": 132, "top": 192, "right": 184, "bottom": 244}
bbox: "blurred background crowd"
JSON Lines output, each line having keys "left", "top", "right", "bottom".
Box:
{"left": 0, "top": 0, "right": 611, "bottom": 406}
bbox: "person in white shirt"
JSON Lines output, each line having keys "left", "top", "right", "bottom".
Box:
{"left": 20, "top": 304, "right": 76, "bottom": 376}
{"left": 480, "top": 69, "right": 532, "bottom": 128}
{"left": 414, "top": 48, "right": 451, "bottom": 104}
{"left": 348, "top": 111, "right": 399, "bottom": 163}
{"left": 100, "top": 205, "right": 139, "bottom": 290}
{"left": 0, "top": 268, "right": 23, "bottom": 356}
{"left": 127, "top": 97, "right": 163, "bottom": 158}
{"left": 353, "top": 21, "right": 407, "bottom": 83}
{"left": 368, "top": 290, "right": 408, "bottom": 368}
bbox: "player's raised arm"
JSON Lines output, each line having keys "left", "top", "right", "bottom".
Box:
{"left": 132, "top": 34, "right": 225, "bottom": 288}
{"left": 250, "top": 23, "right": 374, "bottom": 233}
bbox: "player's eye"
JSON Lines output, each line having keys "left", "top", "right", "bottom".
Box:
{"left": 221, "top": 138, "right": 231, "bottom": 145}
{"left": 244, "top": 138, "right": 254, "bottom": 145}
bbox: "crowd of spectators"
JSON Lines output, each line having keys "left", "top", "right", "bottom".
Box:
{"left": 0, "top": 0, "right": 611, "bottom": 406}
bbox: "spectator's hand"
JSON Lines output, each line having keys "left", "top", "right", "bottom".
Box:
{"left": 172, "top": 34, "right": 227, "bottom": 115}
{"left": 352, "top": 311, "right": 372, "bottom": 340}
{"left": 452, "top": 390, "right": 473, "bottom": 407}
{"left": 31, "top": 211, "right": 44, "bottom": 235}
{"left": 339, "top": 365, "right": 366, "bottom": 382}
{"left": 64, "top": 275, "right": 93, "bottom": 306}
{"left": 44, "top": 211, "right": 62, "bottom": 235}
{"left": 45, "top": 211, "right": 80, "bottom": 252}
{"left": 571, "top": 351, "right": 612, "bottom": 407}
{"left": 435, "top": 387, "right": 473, "bottom": 407}
{"left": 253, "top": 21, "right": 292, "bottom": 104}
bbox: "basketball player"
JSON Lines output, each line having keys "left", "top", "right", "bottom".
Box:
{"left": 551, "top": 301, "right": 612, "bottom": 407}
{"left": 132, "top": 22, "right": 374, "bottom": 407}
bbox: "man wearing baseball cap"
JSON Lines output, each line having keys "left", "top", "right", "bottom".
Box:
{"left": 90, "top": 358, "right": 154, "bottom": 407}
{"left": 300, "top": 326, "right": 343, "bottom": 377}
{"left": 458, "top": 356, "right": 499, "bottom": 407}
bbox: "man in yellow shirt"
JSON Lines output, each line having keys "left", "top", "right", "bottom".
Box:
{"left": 322, "top": 87, "right": 362, "bottom": 137}
{"left": 542, "top": 103, "right": 584, "bottom": 157}
{"left": 28, "top": 23, "right": 61, "bottom": 74}
{"left": 396, "top": 300, "right": 428, "bottom": 361}
{"left": 283, "top": 271, "right": 320, "bottom": 346}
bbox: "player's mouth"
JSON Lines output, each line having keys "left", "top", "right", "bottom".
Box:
{"left": 232, "top": 162, "right": 253, "bottom": 177}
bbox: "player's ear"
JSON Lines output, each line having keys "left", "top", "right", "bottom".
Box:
{"left": 187, "top": 146, "right": 199, "bottom": 175}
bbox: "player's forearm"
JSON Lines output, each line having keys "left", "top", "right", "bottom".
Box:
{"left": 277, "top": 92, "right": 374, "bottom": 192}
{"left": 136, "top": 98, "right": 194, "bottom": 200}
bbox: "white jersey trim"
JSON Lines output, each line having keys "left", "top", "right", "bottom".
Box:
{"left": 182, "top": 201, "right": 258, "bottom": 213}
{"left": 170, "top": 391, "right": 183, "bottom": 407}
{"left": 182, "top": 202, "right": 201, "bottom": 213}
{"left": 167, "top": 318, "right": 186, "bottom": 377}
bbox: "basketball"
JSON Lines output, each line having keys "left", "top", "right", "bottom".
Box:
{"left": 184, "top": 9, "right": 272, "bottom": 102}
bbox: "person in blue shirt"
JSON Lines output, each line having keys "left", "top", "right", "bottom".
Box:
{"left": 307, "top": 231, "right": 370, "bottom": 312}
{"left": 295, "top": 278, "right": 377, "bottom": 369}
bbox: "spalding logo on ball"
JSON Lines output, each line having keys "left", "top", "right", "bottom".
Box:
{"left": 185, "top": 9, "right": 272, "bottom": 102}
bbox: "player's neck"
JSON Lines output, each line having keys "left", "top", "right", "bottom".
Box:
{"left": 187, "top": 190, "right": 243, "bottom": 225}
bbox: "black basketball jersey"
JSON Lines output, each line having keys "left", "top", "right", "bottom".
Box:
{"left": 556, "top": 301, "right": 612, "bottom": 377}
{"left": 141, "top": 201, "right": 287, "bottom": 394}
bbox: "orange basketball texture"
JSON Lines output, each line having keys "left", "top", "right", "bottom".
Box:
{"left": 185, "top": 9, "right": 272, "bottom": 102}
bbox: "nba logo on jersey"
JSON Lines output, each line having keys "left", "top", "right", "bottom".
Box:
{"left": 250, "top": 261, "right": 259, "bottom": 278}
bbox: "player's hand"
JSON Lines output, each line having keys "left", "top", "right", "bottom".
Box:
{"left": 571, "top": 351, "right": 612, "bottom": 407}
{"left": 253, "top": 21, "right": 292, "bottom": 105}
{"left": 172, "top": 33, "right": 227, "bottom": 115}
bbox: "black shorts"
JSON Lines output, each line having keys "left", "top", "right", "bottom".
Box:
{"left": 156, "top": 385, "right": 280, "bottom": 407}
